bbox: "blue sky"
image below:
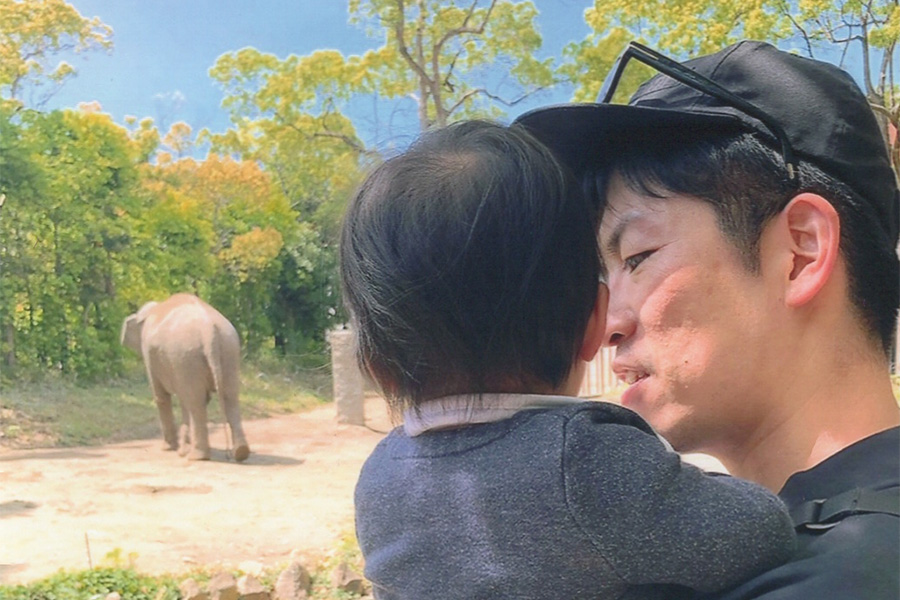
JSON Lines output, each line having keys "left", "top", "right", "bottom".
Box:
{"left": 47, "top": 0, "right": 595, "bottom": 147}
{"left": 45, "top": 1, "right": 869, "bottom": 152}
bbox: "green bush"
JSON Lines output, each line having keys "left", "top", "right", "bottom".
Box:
{"left": 0, "top": 568, "right": 179, "bottom": 600}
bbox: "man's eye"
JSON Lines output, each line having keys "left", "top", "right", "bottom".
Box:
{"left": 623, "top": 250, "right": 654, "bottom": 271}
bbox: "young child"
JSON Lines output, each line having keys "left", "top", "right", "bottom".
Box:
{"left": 340, "top": 120, "right": 795, "bottom": 600}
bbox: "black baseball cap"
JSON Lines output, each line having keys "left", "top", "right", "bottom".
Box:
{"left": 514, "top": 40, "right": 900, "bottom": 246}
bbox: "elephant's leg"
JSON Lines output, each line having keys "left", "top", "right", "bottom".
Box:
{"left": 219, "top": 390, "right": 250, "bottom": 462}
{"left": 151, "top": 380, "right": 178, "bottom": 451}
{"left": 185, "top": 391, "right": 211, "bottom": 461}
{"left": 177, "top": 400, "right": 191, "bottom": 455}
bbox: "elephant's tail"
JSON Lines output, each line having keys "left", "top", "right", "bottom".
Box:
{"left": 205, "top": 322, "right": 249, "bottom": 461}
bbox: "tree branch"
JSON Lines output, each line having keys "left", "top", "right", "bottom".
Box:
{"left": 859, "top": 12, "right": 876, "bottom": 97}
{"left": 868, "top": 100, "right": 893, "bottom": 121}
{"left": 392, "top": 0, "right": 431, "bottom": 86}
{"left": 447, "top": 88, "right": 481, "bottom": 114}
{"left": 435, "top": 0, "right": 496, "bottom": 56}
{"left": 431, "top": 0, "right": 498, "bottom": 126}
{"left": 877, "top": 41, "right": 892, "bottom": 99}
{"left": 777, "top": 0, "right": 815, "bottom": 57}
{"left": 275, "top": 113, "right": 371, "bottom": 155}
{"left": 311, "top": 131, "right": 374, "bottom": 154}
{"left": 443, "top": 47, "right": 466, "bottom": 92}
{"left": 446, "top": 85, "right": 545, "bottom": 115}
{"left": 415, "top": 0, "right": 433, "bottom": 129}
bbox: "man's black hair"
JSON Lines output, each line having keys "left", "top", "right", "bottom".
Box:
{"left": 340, "top": 120, "right": 600, "bottom": 412}
{"left": 588, "top": 130, "right": 900, "bottom": 356}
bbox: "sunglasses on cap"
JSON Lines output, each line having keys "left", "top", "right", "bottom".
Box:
{"left": 598, "top": 41, "right": 799, "bottom": 183}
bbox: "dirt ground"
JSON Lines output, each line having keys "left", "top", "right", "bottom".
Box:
{"left": 0, "top": 396, "right": 725, "bottom": 587}
{"left": 0, "top": 397, "right": 394, "bottom": 585}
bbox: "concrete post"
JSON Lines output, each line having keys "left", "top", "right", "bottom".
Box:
{"left": 327, "top": 328, "right": 365, "bottom": 426}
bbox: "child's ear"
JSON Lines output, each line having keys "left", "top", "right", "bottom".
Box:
{"left": 578, "top": 284, "right": 608, "bottom": 362}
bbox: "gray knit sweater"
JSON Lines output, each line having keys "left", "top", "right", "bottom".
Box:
{"left": 355, "top": 399, "right": 795, "bottom": 600}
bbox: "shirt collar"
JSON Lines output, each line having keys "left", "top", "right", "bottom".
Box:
{"left": 402, "top": 393, "right": 676, "bottom": 453}
{"left": 778, "top": 426, "right": 900, "bottom": 507}
{"left": 403, "top": 393, "right": 583, "bottom": 437}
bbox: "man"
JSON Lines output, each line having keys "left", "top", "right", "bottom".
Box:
{"left": 344, "top": 119, "right": 795, "bottom": 600}
{"left": 516, "top": 41, "right": 899, "bottom": 597}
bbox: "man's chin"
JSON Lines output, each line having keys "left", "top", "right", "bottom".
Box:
{"left": 619, "top": 376, "right": 652, "bottom": 411}
{"left": 616, "top": 386, "right": 700, "bottom": 450}
{"left": 639, "top": 414, "right": 695, "bottom": 453}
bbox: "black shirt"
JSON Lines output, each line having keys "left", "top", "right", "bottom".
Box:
{"left": 706, "top": 427, "right": 900, "bottom": 599}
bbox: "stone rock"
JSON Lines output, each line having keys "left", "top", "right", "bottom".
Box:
{"left": 105, "top": 593, "right": 121, "bottom": 600}
{"left": 328, "top": 327, "right": 365, "bottom": 425}
{"left": 330, "top": 561, "right": 366, "bottom": 595}
{"left": 208, "top": 572, "right": 239, "bottom": 600}
{"left": 237, "top": 574, "right": 270, "bottom": 600}
{"left": 179, "top": 578, "right": 210, "bottom": 600}
{"left": 238, "top": 560, "right": 266, "bottom": 576}
{"left": 274, "top": 562, "right": 311, "bottom": 600}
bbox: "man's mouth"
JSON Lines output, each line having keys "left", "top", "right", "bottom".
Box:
{"left": 619, "top": 370, "right": 649, "bottom": 386}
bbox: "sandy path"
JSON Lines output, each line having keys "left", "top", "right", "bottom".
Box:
{"left": 0, "top": 398, "right": 392, "bottom": 585}
{"left": 0, "top": 395, "right": 724, "bottom": 586}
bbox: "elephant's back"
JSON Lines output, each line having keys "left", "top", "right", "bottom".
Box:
{"left": 162, "top": 295, "right": 237, "bottom": 340}
{"left": 144, "top": 301, "right": 223, "bottom": 371}
{"left": 142, "top": 309, "right": 207, "bottom": 392}
{"left": 148, "top": 302, "right": 212, "bottom": 343}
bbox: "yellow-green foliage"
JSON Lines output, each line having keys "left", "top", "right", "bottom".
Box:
{"left": 2, "top": 0, "right": 895, "bottom": 381}
{"left": 564, "top": 0, "right": 899, "bottom": 118}
{"left": 346, "top": 0, "right": 552, "bottom": 129}
{"left": 0, "top": 0, "right": 112, "bottom": 106}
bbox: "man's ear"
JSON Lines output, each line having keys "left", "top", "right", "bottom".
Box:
{"left": 780, "top": 193, "right": 841, "bottom": 307}
{"left": 578, "top": 284, "right": 609, "bottom": 361}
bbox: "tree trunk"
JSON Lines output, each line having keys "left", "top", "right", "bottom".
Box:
{"left": 3, "top": 323, "right": 15, "bottom": 368}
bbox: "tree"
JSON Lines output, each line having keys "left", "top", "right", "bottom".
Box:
{"left": 564, "top": 0, "right": 898, "bottom": 167}
{"left": 203, "top": 1, "right": 555, "bottom": 351}
{"left": 786, "top": 1, "right": 899, "bottom": 166}
{"left": 0, "top": 104, "right": 45, "bottom": 369}
{"left": 206, "top": 47, "right": 366, "bottom": 220}
{"left": 0, "top": 0, "right": 112, "bottom": 107}
{"left": 207, "top": 0, "right": 555, "bottom": 182}
{"left": 139, "top": 154, "right": 331, "bottom": 353}
{"left": 349, "top": 0, "right": 555, "bottom": 130}
{"left": 160, "top": 121, "right": 194, "bottom": 160}
{"left": 0, "top": 107, "right": 145, "bottom": 377}
{"left": 0, "top": 0, "right": 117, "bottom": 376}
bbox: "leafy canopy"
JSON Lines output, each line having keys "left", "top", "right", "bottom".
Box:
{"left": 0, "top": 0, "right": 112, "bottom": 106}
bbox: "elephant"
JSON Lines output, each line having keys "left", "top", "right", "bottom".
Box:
{"left": 121, "top": 293, "right": 250, "bottom": 462}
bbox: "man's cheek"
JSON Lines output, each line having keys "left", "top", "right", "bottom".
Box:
{"left": 640, "top": 268, "right": 708, "bottom": 328}
{"left": 658, "top": 335, "right": 714, "bottom": 388}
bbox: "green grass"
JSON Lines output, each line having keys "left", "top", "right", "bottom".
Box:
{"left": 0, "top": 563, "right": 368, "bottom": 600}
{"left": 0, "top": 532, "right": 368, "bottom": 600}
{"left": 0, "top": 355, "right": 332, "bottom": 449}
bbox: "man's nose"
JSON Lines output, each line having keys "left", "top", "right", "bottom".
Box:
{"left": 603, "top": 293, "right": 636, "bottom": 347}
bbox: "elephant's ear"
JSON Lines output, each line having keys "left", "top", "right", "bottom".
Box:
{"left": 135, "top": 301, "right": 159, "bottom": 322}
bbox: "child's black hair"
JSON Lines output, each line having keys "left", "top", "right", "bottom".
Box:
{"left": 340, "top": 120, "right": 600, "bottom": 413}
